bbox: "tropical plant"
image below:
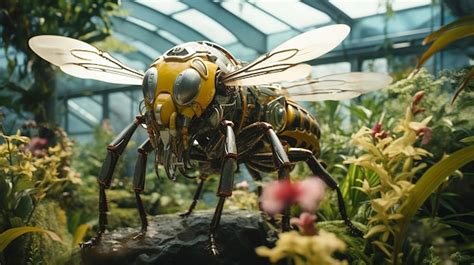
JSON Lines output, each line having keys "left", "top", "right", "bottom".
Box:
{"left": 342, "top": 91, "right": 474, "bottom": 264}
{"left": 0, "top": 121, "right": 81, "bottom": 264}
{"left": 0, "top": 0, "right": 120, "bottom": 122}
{"left": 412, "top": 15, "right": 474, "bottom": 103}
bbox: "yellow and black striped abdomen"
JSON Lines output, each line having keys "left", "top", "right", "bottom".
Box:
{"left": 279, "top": 100, "right": 321, "bottom": 156}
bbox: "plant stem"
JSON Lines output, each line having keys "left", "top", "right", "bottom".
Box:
{"left": 430, "top": 186, "right": 442, "bottom": 218}
{"left": 25, "top": 198, "right": 40, "bottom": 225}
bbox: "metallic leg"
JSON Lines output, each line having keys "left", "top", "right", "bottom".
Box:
{"left": 264, "top": 127, "right": 292, "bottom": 231}
{"left": 132, "top": 139, "right": 153, "bottom": 239}
{"left": 208, "top": 121, "right": 237, "bottom": 256}
{"left": 306, "top": 156, "right": 363, "bottom": 237}
{"left": 80, "top": 116, "right": 143, "bottom": 248}
{"left": 180, "top": 175, "right": 207, "bottom": 217}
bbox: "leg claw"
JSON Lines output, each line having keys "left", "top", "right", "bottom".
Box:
{"left": 132, "top": 230, "right": 146, "bottom": 240}
{"left": 208, "top": 234, "right": 220, "bottom": 256}
{"left": 80, "top": 236, "right": 100, "bottom": 248}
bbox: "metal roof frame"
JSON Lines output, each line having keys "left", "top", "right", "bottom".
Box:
{"left": 181, "top": 0, "right": 267, "bottom": 53}
{"left": 123, "top": 2, "right": 208, "bottom": 42}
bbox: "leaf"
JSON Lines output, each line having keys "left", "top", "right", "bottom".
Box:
{"left": 0, "top": 226, "right": 62, "bottom": 252}
{"left": 423, "top": 15, "right": 474, "bottom": 44}
{"left": 72, "top": 224, "right": 90, "bottom": 247}
{"left": 452, "top": 67, "right": 474, "bottom": 104}
{"left": 442, "top": 211, "right": 474, "bottom": 220}
{"left": 459, "top": 242, "right": 474, "bottom": 251}
{"left": 416, "top": 25, "right": 474, "bottom": 70}
{"left": 460, "top": 135, "right": 474, "bottom": 143}
{"left": 392, "top": 145, "right": 474, "bottom": 264}
{"left": 14, "top": 193, "right": 33, "bottom": 219}
{"left": 444, "top": 220, "right": 474, "bottom": 232}
{"left": 341, "top": 164, "right": 367, "bottom": 217}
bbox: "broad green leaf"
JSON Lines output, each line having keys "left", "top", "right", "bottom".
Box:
{"left": 423, "top": 15, "right": 474, "bottom": 44}
{"left": 72, "top": 224, "right": 90, "bottom": 247}
{"left": 0, "top": 226, "right": 62, "bottom": 252}
{"left": 416, "top": 25, "right": 474, "bottom": 69}
{"left": 392, "top": 145, "right": 474, "bottom": 264}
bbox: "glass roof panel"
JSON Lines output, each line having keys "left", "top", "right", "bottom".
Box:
{"left": 254, "top": 1, "right": 331, "bottom": 29}
{"left": 173, "top": 9, "right": 238, "bottom": 45}
{"left": 136, "top": 0, "right": 188, "bottom": 15}
{"left": 68, "top": 99, "right": 100, "bottom": 125}
{"left": 114, "top": 32, "right": 160, "bottom": 61}
{"left": 330, "top": 0, "right": 431, "bottom": 18}
{"left": 126, "top": 16, "right": 157, "bottom": 31}
{"left": 158, "top": 29, "right": 184, "bottom": 45}
{"left": 220, "top": 2, "right": 290, "bottom": 34}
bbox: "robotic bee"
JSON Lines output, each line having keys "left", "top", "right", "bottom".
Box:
{"left": 29, "top": 24, "right": 392, "bottom": 255}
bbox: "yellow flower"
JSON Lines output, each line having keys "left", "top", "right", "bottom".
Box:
{"left": 256, "top": 230, "right": 347, "bottom": 265}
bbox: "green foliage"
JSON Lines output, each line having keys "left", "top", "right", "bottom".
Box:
{"left": 393, "top": 144, "right": 474, "bottom": 264}
{"left": 0, "top": 121, "right": 80, "bottom": 264}
{"left": 304, "top": 69, "right": 474, "bottom": 264}
{"left": 0, "top": 226, "right": 61, "bottom": 252}
{"left": 414, "top": 15, "right": 474, "bottom": 102}
{"left": 0, "top": 0, "right": 120, "bottom": 121}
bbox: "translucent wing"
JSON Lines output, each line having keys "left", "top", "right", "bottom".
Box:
{"left": 222, "top": 24, "right": 350, "bottom": 86}
{"left": 280, "top": 72, "right": 393, "bottom": 101}
{"left": 29, "top": 35, "right": 144, "bottom": 85}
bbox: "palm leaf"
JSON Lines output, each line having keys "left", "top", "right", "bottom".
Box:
{"left": 416, "top": 25, "right": 474, "bottom": 70}
{"left": 422, "top": 15, "right": 474, "bottom": 44}
{"left": 392, "top": 145, "right": 474, "bottom": 264}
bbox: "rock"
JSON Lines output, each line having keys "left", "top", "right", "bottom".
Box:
{"left": 81, "top": 210, "right": 272, "bottom": 265}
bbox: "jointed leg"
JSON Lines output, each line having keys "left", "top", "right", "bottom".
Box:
{"left": 81, "top": 116, "right": 143, "bottom": 248}
{"left": 306, "top": 156, "right": 363, "bottom": 237}
{"left": 249, "top": 147, "right": 363, "bottom": 237}
{"left": 208, "top": 121, "right": 237, "bottom": 256}
{"left": 180, "top": 174, "right": 207, "bottom": 217}
{"left": 132, "top": 139, "right": 153, "bottom": 239}
{"left": 264, "top": 126, "right": 292, "bottom": 231}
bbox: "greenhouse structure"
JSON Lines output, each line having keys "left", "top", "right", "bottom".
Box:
{"left": 0, "top": 1, "right": 473, "bottom": 264}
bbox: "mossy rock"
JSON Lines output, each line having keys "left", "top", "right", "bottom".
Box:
{"left": 77, "top": 210, "right": 272, "bottom": 265}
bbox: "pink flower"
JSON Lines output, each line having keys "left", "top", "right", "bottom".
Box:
{"left": 290, "top": 212, "right": 317, "bottom": 236}
{"left": 412, "top": 91, "right": 425, "bottom": 106}
{"left": 411, "top": 91, "right": 426, "bottom": 115}
{"left": 236, "top": 180, "right": 249, "bottom": 190}
{"left": 260, "top": 178, "right": 327, "bottom": 215}
{"left": 298, "top": 178, "right": 327, "bottom": 211}
{"left": 418, "top": 127, "right": 432, "bottom": 145}
{"left": 26, "top": 137, "right": 48, "bottom": 156}
{"left": 371, "top": 122, "right": 388, "bottom": 139}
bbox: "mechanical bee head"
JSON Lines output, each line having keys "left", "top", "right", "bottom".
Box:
{"left": 141, "top": 42, "right": 237, "bottom": 149}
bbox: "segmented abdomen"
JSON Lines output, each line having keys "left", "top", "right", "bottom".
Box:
{"left": 279, "top": 99, "right": 321, "bottom": 156}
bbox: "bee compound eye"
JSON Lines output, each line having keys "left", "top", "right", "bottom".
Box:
{"left": 142, "top": 67, "right": 158, "bottom": 102}
{"left": 173, "top": 68, "right": 201, "bottom": 106}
